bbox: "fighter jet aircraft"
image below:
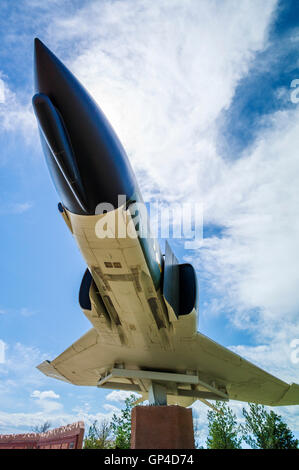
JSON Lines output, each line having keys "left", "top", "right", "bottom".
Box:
{"left": 33, "top": 38, "right": 299, "bottom": 408}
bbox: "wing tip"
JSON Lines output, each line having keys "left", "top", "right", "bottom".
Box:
{"left": 37, "top": 360, "right": 71, "bottom": 383}
{"left": 273, "top": 382, "right": 299, "bottom": 406}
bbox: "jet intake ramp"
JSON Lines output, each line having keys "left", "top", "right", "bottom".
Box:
{"left": 163, "top": 241, "right": 197, "bottom": 318}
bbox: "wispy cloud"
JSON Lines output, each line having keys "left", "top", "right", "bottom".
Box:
{"left": 0, "top": 77, "right": 5, "bottom": 103}
{"left": 0, "top": 306, "right": 36, "bottom": 317}
{"left": 0, "top": 201, "right": 33, "bottom": 215}
{"left": 20, "top": 307, "right": 37, "bottom": 318}
{"left": 0, "top": 343, "right": 47, "bottom": 389}
{"left": 0, "top": 75, "right": 35, "bottom": 139}
{"left": 10, "top": 202, "right": 33, "bottom": 214}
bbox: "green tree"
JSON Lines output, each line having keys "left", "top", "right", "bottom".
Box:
{"left": 84, "top": 419, "right": 114, "bottom": 449}
{"left": 241, "top": 403, "right": 298, "bottom": 449}
{"left": 206, "top": 401, "right": 242, "bottom": 449}
{"left": 110, "top": 395, "right": 136, "bottom": 449}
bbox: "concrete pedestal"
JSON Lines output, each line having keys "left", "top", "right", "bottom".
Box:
{"left": 131, "top": 405, "right": 195, "bottom": 449}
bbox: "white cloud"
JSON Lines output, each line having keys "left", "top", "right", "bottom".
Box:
{"left": 0, "top": 343, "right": 128, "bottom": 434}
{"left": 193, "top": 107, "right": 299, "bottom": 325}
{"left": 230, "top": 333, "right": 299, "bottom": 385}
{"left": 10, "top": 202, "right": 33, "bottom": 214}
{"left": 30, "top": 390, "right": 62, "bottom": 413}
{"left": 46, "top": 0, "right": 276, "bottom": 203}
{"left": 0, "top": 78, "right": 5, "bottom": 103}
{"left": 0, "top": 74, "right": 35, "bottom": 140}
{"left": 0, "top": 343, "right": 48, "bottom": 393}
{"left": 0, "top": 403, "right": 117, "bottom": 435}
{"left": 0, "top": 201, "right": 33, "bottom": 216}
{"left": 20, "top": 307, "right": 37, "bottom": 317}
{"left": 106, "top": 390, "right": 138, "bottom": 403}
{"left": 0, "top": 340, "right": 6, "bottom": 364}
{"left": 182, "top": 106, "right": 299, "bottom": 397}
{"left": 0, "top": 343, "right": 57, "bottom": 431}
{"left": 31, "top": 390, "right": 60, "bottom": 400}
{"left": 103, "top": 403, "right": 120, "bottom": 413}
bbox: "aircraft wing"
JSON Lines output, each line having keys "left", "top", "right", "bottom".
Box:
{"left": 194, "top": 333, "right": 299, "bottom": 406}
{"left": 37, "top": 328, "right": 299, "bottom": 407}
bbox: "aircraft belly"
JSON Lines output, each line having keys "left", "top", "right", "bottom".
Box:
{"left": 66, "top": 207, "right": 170, "bottom": 350}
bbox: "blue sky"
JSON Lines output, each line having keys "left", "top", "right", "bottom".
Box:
{"left": 0, "top": 0, "right": 299, "bottom": 445}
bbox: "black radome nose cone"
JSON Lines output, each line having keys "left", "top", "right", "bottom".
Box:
{"left": 33, "top": 38, "right": 138, "bottom": 215}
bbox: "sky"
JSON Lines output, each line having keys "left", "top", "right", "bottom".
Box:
{"left": 0, "top": 0, "right": 299, "bottom": 446}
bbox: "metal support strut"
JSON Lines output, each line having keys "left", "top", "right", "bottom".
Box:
{"left": 148, "top": 382, "right": 167, "bottom": 406}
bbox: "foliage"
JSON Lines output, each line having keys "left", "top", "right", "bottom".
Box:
{"left": 31, "top": 421, "right": 51, "bottom": 433}
{"left": 241, "top": 403, "right": 298, "bottom": 449}
{"left": 206, "top": 401, "right": 242, "bottom": 449}
{"left": 84, "top": 419, "right": 114, "bottom": 449}
{"left": 81, "top": 397, "right": 298, "bottom": 450}
{"left": 110, "top": 395, "right": 136, "bottom": 449}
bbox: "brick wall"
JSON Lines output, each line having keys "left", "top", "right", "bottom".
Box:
{"left": 0, "top": 421, "right": 85, "bottom": 449}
